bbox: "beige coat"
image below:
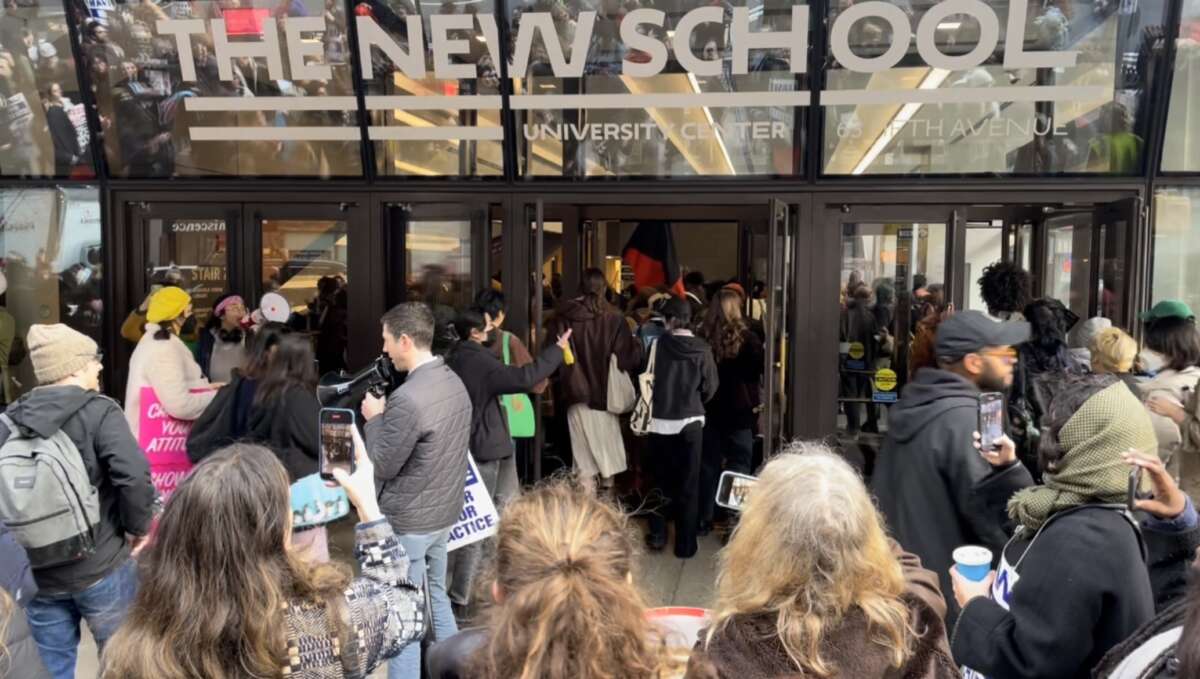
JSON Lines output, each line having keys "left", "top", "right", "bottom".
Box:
{"left": 124, "top": 324, "right": 215, "bottom": 439}
{"left": 1139, "top": 366, "right": 1200, "bottom": 476}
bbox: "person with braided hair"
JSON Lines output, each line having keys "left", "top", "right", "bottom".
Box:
{"left": 426, "top": 479, "right": 666, "bottom": 679}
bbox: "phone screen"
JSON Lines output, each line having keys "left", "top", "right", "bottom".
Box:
{"left": 319, "top": 408, "right": 356, "bottom": 481}
{"left": 979, "top": 393, "right": 1005, "bottom": 452}
{"left": 715, "top": 471, "right": 757, "bottom": 512}
{"left": 1128, "top": 467, "right": 1144, "bottom": 511}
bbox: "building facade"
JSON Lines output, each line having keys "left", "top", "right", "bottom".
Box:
{"left": 0, "top": 0, "right": 1198, "bottom": 457}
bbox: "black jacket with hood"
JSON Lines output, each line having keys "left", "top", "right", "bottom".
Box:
{"left": 0, "top": 386, "right": 155, "bottom": 594}
{"left": 651, "top": 332, "right": 719, "bottom": 421}
{"left": 872, "top": 368, "right": 1028, "bottom": 622}
{"left": 444, "top": 340, "right": 563, "bottom": 463}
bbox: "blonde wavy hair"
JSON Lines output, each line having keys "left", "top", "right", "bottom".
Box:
{"left": 706, "top": 442, "right": 914, "bottom": 677}
{"left": 1091, "top": 327, "right": 1138, "bottom": 374}
{"left": 472, "top": 479, "right": 663, "bottom": 679}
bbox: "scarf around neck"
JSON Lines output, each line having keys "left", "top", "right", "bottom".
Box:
{"left": 1008, "top": 381, "right": 1158, "bottom": 530}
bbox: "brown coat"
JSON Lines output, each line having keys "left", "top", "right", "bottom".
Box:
{"left": 545, "top": 298, "right": 642, "bottom": 411}
{"left": 685, "top": 551, "right": 958, "bottom": 679}
{"left": 488, "top": 329, "right": 549, "bottom": 395}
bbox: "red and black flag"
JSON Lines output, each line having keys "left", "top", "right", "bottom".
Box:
{"left": 622, "top": 221, "right": 685, "bottom": 297}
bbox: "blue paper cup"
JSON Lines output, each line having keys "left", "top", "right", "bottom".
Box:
{"left": 953, "top": 545, "right": 993, "bottom": 582}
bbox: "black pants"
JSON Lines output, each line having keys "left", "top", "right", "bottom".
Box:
{"left": 647, "top": 422, "right": 704, "bottom": 559}
{"left": 699, "top": 423, "right": 754, "bottom": 525}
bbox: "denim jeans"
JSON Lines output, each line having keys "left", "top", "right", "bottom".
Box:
{"left": 447, "top": 455, "right": 519, "bottom": 608}
{"left": 26, "top": 558, "right": 139, "bottom": 679}
{"left": 388, "top": 528, "right": 457, "bottom": 679}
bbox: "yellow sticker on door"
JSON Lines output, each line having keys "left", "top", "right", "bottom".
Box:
{"left": 874, "top": 368, "right": 898, "bottom": 392}
{"left": 848, "top": 342, "right": 865, "bottom": 360}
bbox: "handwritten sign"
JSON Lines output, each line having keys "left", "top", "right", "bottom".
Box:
{"left": 447, "top": 456, "right": 499, "bottom": 552}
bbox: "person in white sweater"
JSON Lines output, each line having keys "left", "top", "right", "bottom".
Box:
{"left": 124, "top": 287, "right": 216, "bottom": 439}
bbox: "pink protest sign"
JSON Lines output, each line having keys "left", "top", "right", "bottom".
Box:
{"left": 137, "top": 387, "right": 208, "bottom": 501}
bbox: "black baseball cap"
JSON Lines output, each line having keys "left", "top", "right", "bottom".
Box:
{"left": 935, "top": 310, "right": 1031, "bottom": 362}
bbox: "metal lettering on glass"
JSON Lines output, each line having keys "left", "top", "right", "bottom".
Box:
{"left": 155, "top": 0, "right": 1104, "bottom": 145}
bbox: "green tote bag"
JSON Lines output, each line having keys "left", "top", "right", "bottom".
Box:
{"left": 500, "top": 332, "right": 537, "bottom": 438}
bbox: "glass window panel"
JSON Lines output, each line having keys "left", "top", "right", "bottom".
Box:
{"left": 362, "top": 0, "right": 504, "bottom": 177}
{"left": 145, "top": 215, "right": 229, "bottom": 329}
{"left": 261, "top": 218, "right": 349, "bottom": 374}
{"left": 0, "top": 0, "right": 94, "bottom": 177}
{"left": 1, "top": 187, "right": 102, "bottom": 403}
{"left": 823, "top": 0, "right": 1168, "bottom": 176}
{"left": 962, "top": 224, "right": 1003, "bottom": 313}
{"left": 510, "top": 0, "right": 807, "bottom": 178}
{"left": 406, "top": 218, "right": 474, "bottom": 312}
{"left": 1042, "top": 212, "right": 1093, "bottom": 319}
{"left": 1152, "top": 187, "right": 1200, "bottom": 312}
{"left": 1163, "top": 0, "right": 1200, "bottom": 171}
{"left": 71, "top": 0, "right": 362, "bottom": 178}
{"left": 837, "top": 222, "right": 946, "bottom": 437}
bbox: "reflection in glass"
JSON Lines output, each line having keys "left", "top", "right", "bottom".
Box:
{"left": 962, "top": 224, "right": 1003, "bottom": 313}
{"left": 146, "top": 215, "right": 229, "bottom": 330}
{"left": 837, "top": 222, "right": 946, "bottom": 437}
{"left": 1162, "top": 0, "right": 1199, "bottom": 171}
{"left": 362, "top": 0, "right": 504, "bottom": 176}
{"left": 261, "top": 219, "right": 349, "bottom": 374}
{"left": 0, "top": 187, "right": 102, "bottom": 403}
{"left": 406, "top": 218, "right": 473, "bottom": 315}
{"left": 509, "top": 0, "right": 806, "bottom": 178}
{"left": 1152, "top": 187, "right": 1200, "bottom": 314}
{"left": 0, "top": 0, "right": 94, "bottom": 177}
{"left": 71, "top": 0, "right": 362, "bottom": 177}
{"left": 1042, "top": 213, "right": 1092, "bottom": 320}
{"left": 823, "top": 0, "right": 1168, "bottom": 176}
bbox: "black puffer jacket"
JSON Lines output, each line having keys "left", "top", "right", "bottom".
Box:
{"left": 444, "top": 341, "right": 562, "bottom": 463}
{"left": 0, "top": 386, "right": 155, "bottom": 595}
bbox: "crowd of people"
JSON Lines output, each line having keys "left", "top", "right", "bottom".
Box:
{"left": 2, "top": 256, "right": 1200, "bottom": 679}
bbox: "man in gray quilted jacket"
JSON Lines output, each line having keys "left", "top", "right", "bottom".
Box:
{"left": 362, "top": 302, "right": 472, "bottom": 679}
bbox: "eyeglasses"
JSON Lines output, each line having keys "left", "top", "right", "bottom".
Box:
{"left": 977, "top": 348, "right": 1019, "bottom": 362}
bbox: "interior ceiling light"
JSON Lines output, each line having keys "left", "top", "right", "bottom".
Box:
{"left": 851, "top": 68, "right": 950, "bottom": 175}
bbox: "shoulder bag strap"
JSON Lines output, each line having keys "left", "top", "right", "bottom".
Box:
{"left": 502, "top": 331, "right": 512, "bottom": 366}
{"left": 646, "top": 339, "right": 658, "bottom": 376}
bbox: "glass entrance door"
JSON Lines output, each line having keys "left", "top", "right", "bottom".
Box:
{"left": 247, "top": 202, "right": 367, "bottom": 375}
{"left": 123, "top": 202, "right": 241, "bottom": 392}
{"left": 825, "top": 205, "right": 960, "bottom": 472}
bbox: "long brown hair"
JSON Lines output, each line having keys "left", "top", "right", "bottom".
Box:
{"left": 254, "top": 333, "right": 318, "bottom": 407}
{"left": 473, "top": 479, "right": 662, "bottom": 679}
{"left": 578, "top": 268, "right": 615, "bottom": 315}
{"left": 707, "top": 442, "right": 914, "bottom": 677}
{"left": 702, "top": 288, "right": 749, "bottom": 361}
{"left": 101, "top": 445, "right": 351, "bottom": 679}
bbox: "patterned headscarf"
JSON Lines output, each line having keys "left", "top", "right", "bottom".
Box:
{"left": 1008, "top": 381, "right": 1157, "bottom": 530}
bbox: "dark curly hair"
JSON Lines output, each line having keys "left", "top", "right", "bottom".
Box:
{"left": 978, "top": 262, "right": 1032, "bottom": 316}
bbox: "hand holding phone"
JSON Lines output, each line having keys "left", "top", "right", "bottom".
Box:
{"left": 978, "top": 393, "right": 1005, "bottom": 453}
{"left": 716, "top": 471, "right": 757, "bottom": 512}
{"left": 332, "top": 425, "right": 381, "bottom": 523}
{"left": 319, "top": 408, "right": 357, "bottom": 482}
{"left": 1123, "top": 451, "right": 1186, "bottom": 519}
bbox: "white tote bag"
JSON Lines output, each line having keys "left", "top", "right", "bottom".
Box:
{"left": 607, "top": 353, "right": 637, "bottom": 414}
{"left": 630, "top": 340, "right": 657, "bottom": 437}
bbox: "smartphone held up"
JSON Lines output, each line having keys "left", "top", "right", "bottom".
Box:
{"left": 978, "top": 393, "right": 1005, "bottom": 453}
{"left": 716, "top": 471, "right": 757, "bottom": 512}
{"left": 319, "top": 408, "right": 357, "bottom": 482}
